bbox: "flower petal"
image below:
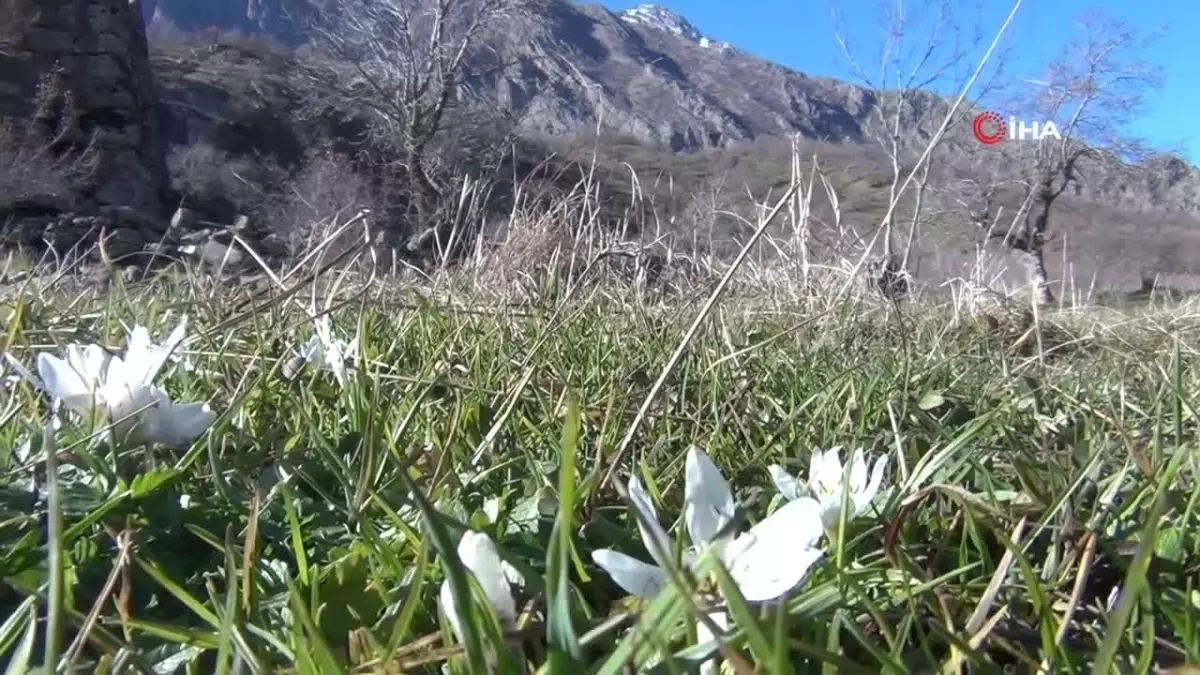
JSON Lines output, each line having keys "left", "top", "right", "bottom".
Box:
{"left": 124, "top": 325, "right": 152, "bottom": 361}
{"left": 628, "top": 476, "right": 674, "bottom": 567}
{"left": 148, "top": 400, "right": 216, "bottom": 448}
{"left": 696, "top": 610, "right": 729, "bottom": 675}
{"left": 438, "top": 580, "right": 466, "bottom": 643}
{"left": 456, "top": 531, "right": 518, "bottom": 628}
{"left": 808, "top": 447, "right": 824, "bottom": 489}
{"left": 439, "top": 532, "right": 521, "bottom": 646}
{"left": 66, "top": 344, "right": 107, "bottom": 386}
{"left": 324, "top": 340, "right": 353, "bottom": 388}
{"left": 37, "top": 352, "right": 101, "bottom": 413}
{"left": 723, "top": 496, "right": 826, "bottom": 602}
{"left": 848, "top": 448, "right": 868, "bottom": 493}
{"left": 591, "top": 549, "right": 668, "bottom": 600}
{"left": 121, "top": 322, "right": 186, "bottom": 387}
{"left": 768, "top": 464, "right": 801, "bottom": 501}
{"left": 809, "top": 447, "right": 841, "bottom": 497}
{"left": 684, "top": 446, "right": 736, "bottom": 547}
{"left": 105, "top": 378, "right": 158, "bottom": 444}
{"left": 854, "top": 454, "right": 889, "bottom": 517}
{"left": 299, "top": 335, "right": 321, "bottom": 361}
{"left": 817, "top": 495, "right": 843, "bottom": 532}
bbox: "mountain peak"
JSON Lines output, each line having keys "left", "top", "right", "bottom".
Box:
{"left": 618, "top": 4, "right": 732, "bottom": 51}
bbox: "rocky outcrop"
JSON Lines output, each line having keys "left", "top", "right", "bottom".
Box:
{"left": 140, "top": 0, "right": 311, "bottom": 44}
{"left": 5, "top": 205, "right": 163, "bottom": 260}
{"left": 0, "top": 0, "right": 168, "bottom": 240}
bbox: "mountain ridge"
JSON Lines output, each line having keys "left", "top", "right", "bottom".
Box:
{"left": 131, "top": 0, "right": 1200, "bottom": 292}
{"left": 140, "top": 0, "right": 1197, "bottom": 179}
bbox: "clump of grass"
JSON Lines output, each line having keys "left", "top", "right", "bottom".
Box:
{"left": 0, "top": 251, "right": 1197, "bottom": 674}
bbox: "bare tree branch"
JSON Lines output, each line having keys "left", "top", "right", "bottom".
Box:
{"left": 967, "top": 11, "right": 1163, "bottom": 304}
{"left": 831, "top": 0, "right": 1006, "bottom": 301}
{"left": 305, "top": 0, "right": 527, "bottom": 249}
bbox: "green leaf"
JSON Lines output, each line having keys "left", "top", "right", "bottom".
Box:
{"left": 917, "top": 392, "right": 946, "bottom": 411}
{"left": 134, "top": 556, "right": 220, "bottom": 628}
{"left": 1092, "top": 441, "right": 1189, "bottom": 675}
{"left": 285, "top": 575, "right": 345, "bottom": 674}
{"left": 546, "top": 394, "right": 583, "bottom": 664}
{"left": 2, "top": 602, "right": 37, "bottom": 675}
{"left": 1155, "top": 526, "right": 1183, "bottom": 562}
{"left": 41, "top": 414, "right": 63, "bottom": 674}
{"left": 130, "top": 468, "right": 180, "bottom": 499}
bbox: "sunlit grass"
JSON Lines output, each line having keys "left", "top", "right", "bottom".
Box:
{"left": 1, "top": 270, "right": 1198, "bottom": 674}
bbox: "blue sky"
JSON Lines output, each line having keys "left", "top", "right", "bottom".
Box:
{"left": 599, "top": 0, "right": 1198, "bottom": 164}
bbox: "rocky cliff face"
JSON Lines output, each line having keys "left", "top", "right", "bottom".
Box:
{"left": 0, "top": 0, "right": 168, "bottom": 258}
{"left": 140, "top": 0, "right": 311, "bottom": 43}
{"left": 1, "top": 0, "right": 167, "bottom": 214}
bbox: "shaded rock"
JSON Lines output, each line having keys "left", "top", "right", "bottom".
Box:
{"left": 0, "top": 0, "right": 171, "bottom": 266}
{"left": 1, "top": 0, "right": 168, "bottom": 216}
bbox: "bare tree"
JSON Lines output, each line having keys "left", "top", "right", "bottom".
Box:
{"left": 832, "top": 0, "right": 1003, "bottom": 300}
{"left": 964, "top": 12, "right": 1162, "bottom": 305}
{"left": 306, "top": 0, "right": 527, "bottom": 247}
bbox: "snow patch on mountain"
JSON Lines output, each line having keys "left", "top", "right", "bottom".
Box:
{"left": 619, "top": 4, "right": 734, "bottom": 52}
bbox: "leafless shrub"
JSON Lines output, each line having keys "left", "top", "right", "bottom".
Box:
{"left": 0, "top": 125, "right": 65, "bottom": 202}
{"left": 832, "top": 0, "right": 1007, "bottom": 302}
{"left": 261, "top": 152, "right": 386, "bottom": 258}
{"left": 0, "top": 120, "right": 93, "bottom": 210}
{"left": 166, "top": 141, "right": 277, "bottom": 219}
{"left": 306, "top": 0, "right": 528, "bottom": 250}
{"left": 467, "top": 196, "right": 580, "bottom": 298}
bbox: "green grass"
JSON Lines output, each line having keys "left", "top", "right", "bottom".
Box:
{"left": 1, "top": 271, "right": 1198, "bottom": 674}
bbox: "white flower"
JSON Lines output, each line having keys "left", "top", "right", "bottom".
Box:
{"left": 120, "top": 384, "right": 216, "bottom": 447}
{"left": 439, "top": 531, "right": 523, "bottom": 644}
{"left": 771, "top": 446, "right": 888, "bottom": 533}
{"left": 684, "top": 445, "right": 738, "bottom": 547}
{"left": 590, "top": 476, "right": 672, "bottom": 599}
{"left": 140, "top": 318, "right": 207, "bottom": 377}
{"left": 298, "top": 315, "right": 359, "bottom": 388}
{"left": 124, "top": 318, "right": 187, "bottom": 377}
{"left": 593, "top": 447, "right": 826, "bottom": 604}
{"left": 594, "top": 448, "right": 826, "bottom": 675}
{"left": 768, "top": 464, "right": 803, "bottom": 501}
{"left": 24, "top": 321, "right": 215, "bottom": 447}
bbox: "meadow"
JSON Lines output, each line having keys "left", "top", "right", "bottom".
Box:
{"left": 0, "top": 238, "right": 1198, "bottom": 674}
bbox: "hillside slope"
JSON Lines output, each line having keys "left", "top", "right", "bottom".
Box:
{"left": 137, "top": 0, "right": 1200, "bottom": 293}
